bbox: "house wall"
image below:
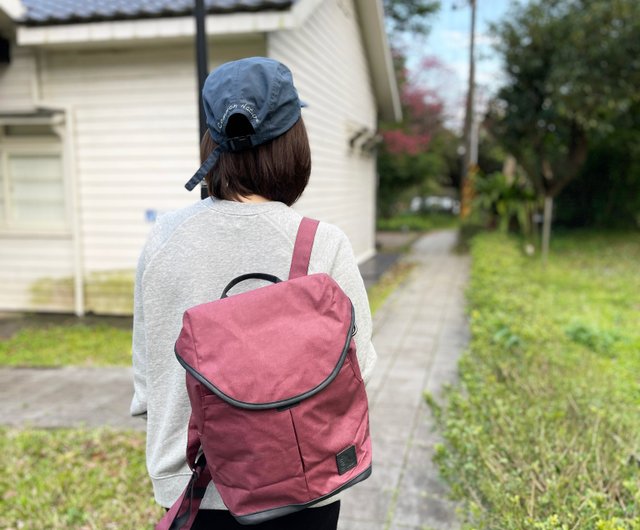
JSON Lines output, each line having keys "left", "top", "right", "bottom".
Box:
{"left": 0, "top": 237, "right": 76, "bottom": 311}
{"left": 0, "top": 46, "right": 37, "bottom": 111}
{"left": 268, "top": 0, "right": 378, "bottom": 261}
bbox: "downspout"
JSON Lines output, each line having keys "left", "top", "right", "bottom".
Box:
{"left": 64, "top": 105, "right": 84, "bottom": 316}
{"left": 50, "top": 105, "right": 84, "bottom": 316}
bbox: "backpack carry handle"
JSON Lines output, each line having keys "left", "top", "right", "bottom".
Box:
{"left": 221, "top": 273, "right": 282, "bottom": 299}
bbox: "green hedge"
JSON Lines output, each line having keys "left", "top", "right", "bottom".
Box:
{"left": 431, "top": 232, "right": 640, "bottom": 529}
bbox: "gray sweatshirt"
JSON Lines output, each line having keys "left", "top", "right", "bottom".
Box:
{"left": 131, "top": 198, "right": 377, "bottom": 509}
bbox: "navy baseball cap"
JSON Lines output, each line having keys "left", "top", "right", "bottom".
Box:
{"left": 185, "top": 57, "right": 305, "bottom": 191}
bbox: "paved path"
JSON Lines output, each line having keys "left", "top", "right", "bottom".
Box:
{"left": 0, "top": 229, "right": 469, "bottom": 530}
{"left": 338, "top": 229, "right": 469, "bottom": 530}
{"left": 0, "top": 366, "right": 143, "bottom": 430}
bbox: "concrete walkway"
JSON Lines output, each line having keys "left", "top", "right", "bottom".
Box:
{"left": 338, "top": 229, "right": 469, "bottom": 530}
{"left": 0, "top": 229, "right": 469, "bottom": 530}
{"left": 0, "top": 366, "right": 143, "bottom": 430}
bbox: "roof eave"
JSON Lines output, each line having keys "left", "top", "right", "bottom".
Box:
{"left": 353, "top": 0, "right": 401, "bottom": 122}
{"left": 16, "top": 10, "right": 296, "bottom": 47}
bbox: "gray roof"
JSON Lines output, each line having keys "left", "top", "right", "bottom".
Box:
{"left": 21, "top": 0, "right": 295, "bottom": 26}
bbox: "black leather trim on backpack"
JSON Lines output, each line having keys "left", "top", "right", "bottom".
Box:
{"left": 233, "top": 465, "right": 372, "bottom": 525}
{"left": 174, "top": 303, "right": 356, "bottom": 411}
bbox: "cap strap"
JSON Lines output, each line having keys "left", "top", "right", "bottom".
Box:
{"left": 184, "top": 148, "right": 221, "bottom": 191}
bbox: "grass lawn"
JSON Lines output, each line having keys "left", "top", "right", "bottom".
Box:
{"left": 377, "top": 211, "right": 459, "bottom": 232}
{"left": 430, "top": 231, "right": 640, "bottom": 529}
{"left": 0, "top": 428, "right": 163, "bottom": 529}
{"left": 0, "top": 323, "right": 132, "bottom": 367}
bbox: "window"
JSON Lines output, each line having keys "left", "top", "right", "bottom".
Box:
{"left": 0, "top": 124, "right": 67, "bottom": 231}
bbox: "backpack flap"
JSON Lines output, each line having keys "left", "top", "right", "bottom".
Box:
{"left": 174, "top": 273, "right": 355, "bottom": 409}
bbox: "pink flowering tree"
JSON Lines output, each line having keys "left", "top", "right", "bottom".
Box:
{"left": 378, "top": 55, "right": 457, "bottom": 217}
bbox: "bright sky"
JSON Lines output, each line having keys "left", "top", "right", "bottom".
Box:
{"left": 403, "top": 0, "right": 518, "bottom": 129}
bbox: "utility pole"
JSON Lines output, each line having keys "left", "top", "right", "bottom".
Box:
{"left": 460, "top": 0, "right": 476, "bottom": 219}
{"left": 194, "top": 0, "right": 209, "bottom": 200}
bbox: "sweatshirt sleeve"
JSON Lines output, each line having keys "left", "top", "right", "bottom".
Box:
{"left": 130, "top": 250, "right": 148, "bottom": 418}
{"left": 328, "top": 229, "right": 377, "bottom": 384}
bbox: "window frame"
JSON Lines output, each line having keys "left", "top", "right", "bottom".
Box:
{"left": 0, "top": 126, "right": 70, "bottom": 236}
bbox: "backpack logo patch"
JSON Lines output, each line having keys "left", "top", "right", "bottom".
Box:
{"left": 336, "top": 445, "right": 358, "bottom": 475}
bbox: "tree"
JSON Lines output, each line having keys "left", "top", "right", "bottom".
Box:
{"left": 555, "top": 102, "right": 640, "bottom": 229}
{"left": 377, "top": 56, "right": 458, "bottom": 217}
{"left": 383, "top": 0, "right": 440, "bottom": 37}
{"left": 377, "top": 1, "right": 461, "bottom": 218}
{"left": 489, "top": 0, "right": 640, "bottom": 255}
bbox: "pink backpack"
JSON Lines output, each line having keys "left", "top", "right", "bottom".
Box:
{"left": 157, "top": 218, "right": 372, "bottom": 529}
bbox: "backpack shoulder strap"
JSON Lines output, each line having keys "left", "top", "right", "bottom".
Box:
{"left": 289, "top": 217, "right": 320, "bottom": 280}
{"left": 155, "top": 414, "right": 210, "bottom": 530}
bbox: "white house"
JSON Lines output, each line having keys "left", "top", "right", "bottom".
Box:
{"left": 0, "top": 0, "right": 400, "bottom": 315}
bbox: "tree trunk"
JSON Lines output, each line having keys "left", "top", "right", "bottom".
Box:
{"left": 541, "top": 195, "right": 553, "bottom": 266}
{"left": 460, "top": 0, "right": 476, "bottom": 219}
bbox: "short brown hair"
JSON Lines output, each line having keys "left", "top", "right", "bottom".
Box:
{"left": 200, "top": 117, "right": 311, "bottom": 206}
